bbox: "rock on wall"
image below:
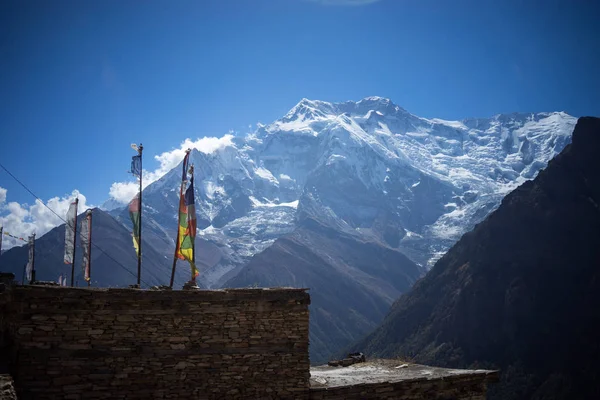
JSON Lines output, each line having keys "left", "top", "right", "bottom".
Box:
{"left": 3, "top": 286, "right": 310, "bottom": 399}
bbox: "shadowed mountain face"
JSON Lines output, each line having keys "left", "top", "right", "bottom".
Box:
{"left": 225, "top": 216, "right": 422, "bottom": 365}
{"left": 0, "top": 208, "right": 194, "bottom": 288}
{"left": 357, "top": 117, "right": 600, "bottom": 400}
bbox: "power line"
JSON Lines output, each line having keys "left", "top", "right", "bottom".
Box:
{"left": 0, "top": 162, "right": 152, "bottom": 288}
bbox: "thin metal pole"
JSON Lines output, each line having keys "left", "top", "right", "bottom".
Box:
{"left": 170, "top": 189, "right": 182, "bottom": 288}
{"left": 137, "top": 144, "right": 143, "bottom": 287}
{"left": 88, "top": 210, "right": 92, "bottom": 287}
{"left": 70, "top": 198, "right": 79, "bottom": 287}
{"left": 31, "top": 233, "right": 36, "bottom": 283}
{"left": 190, "top": 166, "right": 196, "bottom": 283}
{"left": 169, "top": 237, "right": 179, "bottom": 288}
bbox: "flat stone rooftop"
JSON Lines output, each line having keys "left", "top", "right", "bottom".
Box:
{"left": 310, "top": 359, "right": 498, "bottom": 388}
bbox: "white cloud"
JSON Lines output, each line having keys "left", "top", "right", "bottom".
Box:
{"left": 0, "top": 187, "right": 6, "bottom": 205}
{"left": 108, "top": 181, "right": 142, "bottom": 205}
{"left": 0, "top": 188, "right": 93, "bottom": 250}
{"left": 305, "top": 0, "right": 382, "bottom": 5}
{"left": 108, "top": 135, "right": 235, "bottom": 205}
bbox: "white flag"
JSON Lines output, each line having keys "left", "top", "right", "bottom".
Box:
{"left": 26, "top": 234, "right": 34, "bottom": 282}
{"left": 80, "top": 210, "right": 92, "bottom": 282}
{"left": 64, "top": 199, "right": 78, "bottom": 265}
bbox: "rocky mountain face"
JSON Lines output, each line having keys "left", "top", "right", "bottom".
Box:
{"left": 357, "top": 117, "right": 600, "bottom": 400}
{"left": 112, "top": 97, "right": 575, "bottom": 363}
{"left": 0, "top": 208, "right": 194, "bottom": 288}
{"left": 226, "top": 216, "right": 422, "bottom": 364}
{"left": 121, "top": 97, "right": 576, "bottom": 288}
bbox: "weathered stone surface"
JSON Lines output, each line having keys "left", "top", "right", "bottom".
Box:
{"left": 308, "top": 360, "right": 498, "bottom": 399}
{"left": 1, "top": 285, "right": 495, "bottom": 399}
{"left": 3, "top": 286, "right": 310, "bottom": 399}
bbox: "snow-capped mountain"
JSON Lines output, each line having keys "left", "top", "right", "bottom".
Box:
{"left": 100, "top": 197, "right": 125, "bottom": 212}
{"left": 118, "top": 97, "right": 575, "bottom": 288}
{"left": 110, "top": 96, "right": 575, "bottom": 363}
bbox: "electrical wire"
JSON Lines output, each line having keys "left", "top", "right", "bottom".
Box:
{"left": 0, "top": 162, "right": 152, "bottom": 288}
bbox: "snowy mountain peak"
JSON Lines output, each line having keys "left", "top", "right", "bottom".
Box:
{"left": 116, "top": 97, "right": 576, "bottom": 287}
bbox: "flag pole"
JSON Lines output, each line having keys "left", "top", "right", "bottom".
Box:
{"left": 87, "top": 210, "right": 93, "bottom": 287}
{"left": 169, "top": 233, "right": 179, "bottom": 289}
{"left": 137, "top": 144, "right": 143, "bottom": 287}
{"left": 190, "top": 164, "right": 196, "bottom": 283}
{"left": 70, "top": 198, "right": 79, "bottom": 287}
{"left": 170, "top": 149, "right": 190, "bottom": 289}
{"left": 31, "top": 233, "right": 36, "bottom": 283}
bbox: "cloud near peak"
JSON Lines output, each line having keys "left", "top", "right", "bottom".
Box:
{"left": 107, "top": 135, "right": 234, "bottom": 205}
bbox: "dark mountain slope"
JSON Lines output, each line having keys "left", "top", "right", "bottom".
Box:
{"left": 0, "top": 208, "right": 194, "bottom": 288}
{"left": 357, "top": 117, "right": 600, "bottom": 400}
{"left": 225, "top": 216, "right": 422, "bottom": 365}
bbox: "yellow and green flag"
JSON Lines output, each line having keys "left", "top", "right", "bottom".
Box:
{"left": 175, "top": 151, "right": 198, "bottom": 279}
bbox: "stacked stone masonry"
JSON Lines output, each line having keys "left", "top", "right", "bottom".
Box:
{"left": 2, "top": 286, "right": 310, "bottom": 400}
{"left": 0, "top": 285, "right": 496, "bottom": 399}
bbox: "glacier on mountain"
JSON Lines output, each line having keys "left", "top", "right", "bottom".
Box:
{"left": 111, "top": 97, "right": 576, "bottom": 287}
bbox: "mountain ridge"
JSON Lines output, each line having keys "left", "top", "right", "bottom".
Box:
{"left": 114, "top": 97, "right": 575, "bottom": 286}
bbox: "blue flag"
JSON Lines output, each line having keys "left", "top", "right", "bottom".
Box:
{"left": 131, "top": 155, "right": 142, "bottom": 176}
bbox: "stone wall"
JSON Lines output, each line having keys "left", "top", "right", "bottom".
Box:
{"left": 308, "top": 372, "right": 498, "bottom": 400}
{"left": 2, "top": 285, "right": 310, "bottom": 400}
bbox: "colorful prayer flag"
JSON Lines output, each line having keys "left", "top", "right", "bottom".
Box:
{"left": 3, "top": 231, "right": 26, "bottom": 242}
{"left": 174, "top": 152, "right": 198, "bottom": 277}
{"left": 129, "top": 194, "right": 141, "bottom": 257}
{"left": 177, "top": 175, "right": 198, "bottom": 277}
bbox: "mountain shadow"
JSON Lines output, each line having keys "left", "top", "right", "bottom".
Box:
{"left": 356, "top": 117, "right": 600, "bottom": 400}
{"left": 225, "top": 215, "right": 422, "bottom": 365}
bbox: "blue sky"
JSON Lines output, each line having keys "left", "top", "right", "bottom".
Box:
{"left": 0, "top": 0, "right": 599, "bottom": 241}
